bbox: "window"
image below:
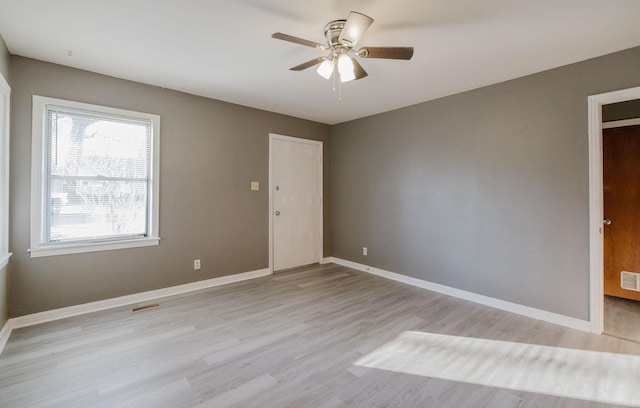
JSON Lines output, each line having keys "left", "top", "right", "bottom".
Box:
{"left": 0, "top": 73, "right": 10, "bottom": 268}
{"left": 30, "top": 96, "right": 160, "bottom": 257}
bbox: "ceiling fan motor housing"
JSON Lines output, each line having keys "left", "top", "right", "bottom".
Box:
{"left": 324, "top": 20, "right": 347, "bottom": 48}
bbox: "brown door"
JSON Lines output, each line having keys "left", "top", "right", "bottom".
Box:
{"left": 603, "top": 124, "right": 640, "bottom": 301}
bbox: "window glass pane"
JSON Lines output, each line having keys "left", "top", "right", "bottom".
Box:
{"left": 47, "top": 110, "right": 150, "bottom": 179}
{"left": 49, "top": 178, "right": 148, "bottom": 242}
{"left": 44, "top": 109, "right": 151, "bottom": 243}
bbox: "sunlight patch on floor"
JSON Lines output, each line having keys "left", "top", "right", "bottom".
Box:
{"left": 354, "top": 331, "right": 640, "bottom": 407}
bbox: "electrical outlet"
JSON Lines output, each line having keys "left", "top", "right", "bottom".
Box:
{"left": 363, "top": 247, "right": 367, "bottom": 256}
{"left": 194, "top": 259, "right": 201, "bottom": 270}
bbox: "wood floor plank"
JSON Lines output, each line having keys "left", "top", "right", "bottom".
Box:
{"left": 194, "top": 373, "right": 278, "bottom": 408}
{"left": 604, "top": 295, "right": 640, "bottom": 343}
{"left": 1, "top": 263, "right": 639, "bottom": 407}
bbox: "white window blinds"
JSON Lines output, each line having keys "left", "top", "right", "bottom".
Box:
{"left": 43, "top": 107, "right": 151, "bottom": 243}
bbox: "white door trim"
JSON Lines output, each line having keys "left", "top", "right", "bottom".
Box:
{"left": 588, "top": 86, "right": 640, "bottom": 334}
{"left": 602, "top": 118, "right": 640, "bottom": 129}
{"left": 268, "top": 133, "right": 323, "bottom": 273}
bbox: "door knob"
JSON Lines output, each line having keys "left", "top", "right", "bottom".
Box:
{"left": 603, "top": 218, "right": 612, "bottom": 225}
{"left": 275, "top": 211, "right": 281, "bottom": 216}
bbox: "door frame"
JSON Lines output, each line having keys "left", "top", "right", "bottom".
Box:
{"left": 268, "top": 133, "right": 323, "bottom": 273}
{"left": 588, "top": 85, "right": 640, "bottom": 334}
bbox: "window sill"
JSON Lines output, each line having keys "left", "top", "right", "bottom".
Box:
{"left": 28, "top": 237, "right": 160, "bottom": 258}
{"left": 0, "top": 252, "right": 12, "bottom": 269}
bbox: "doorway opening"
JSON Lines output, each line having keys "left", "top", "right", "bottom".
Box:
{"left": 588, "top": 87, "right": 640, "bottom": 340}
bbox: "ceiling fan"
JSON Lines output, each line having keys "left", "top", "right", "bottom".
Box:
{"left": 272, "top": 11, "right": 414, "bottom": 83}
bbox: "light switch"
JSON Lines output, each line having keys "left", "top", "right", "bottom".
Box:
{"left": 251, "top": 181, "right": 259, "bottom": 191}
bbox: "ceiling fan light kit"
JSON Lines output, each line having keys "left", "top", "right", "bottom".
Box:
{"left": 272, "top": 10, "right": 414, "bottom": 91}
{"left": 337, "top": 54, "right": 356, "bottom": 82}
{"left": 316, "top": 58, "right": 335, "bottom": 79}
{"left": 338, "top": 11, "right": 373, "bottom": 47}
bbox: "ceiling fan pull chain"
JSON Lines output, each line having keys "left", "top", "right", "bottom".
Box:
{"left": 332, "top": 67, "right": 337, "bottom": 92}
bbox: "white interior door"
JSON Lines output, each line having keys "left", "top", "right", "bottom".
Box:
{"left": 271, "top": 135, "right": 322, "bottom": 272}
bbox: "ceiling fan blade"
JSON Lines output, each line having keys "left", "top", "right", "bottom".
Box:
{"left": 272, "top": 32, "right": 327, "bottom": 49}
{"left": 290, "top": 57, "right": 326, "bottom": 71}
{"left": 352, "top": 59, "right": 368, "bottom": 80}
{"left": 358, "top": 47, "right": 414, "bottom": 60}
{"left": 339, "top": 11, "right": 374, "bottom": 47}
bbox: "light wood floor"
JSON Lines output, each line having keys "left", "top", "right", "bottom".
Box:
{"left": 1, "top": 263, "right": 640, "bottom": 408}
{"left": 604, "top": 295, "right": 640, "bottom": 343}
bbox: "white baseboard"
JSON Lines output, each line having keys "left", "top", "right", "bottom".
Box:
{"left": 0, "top": 319, "right": 12, "bottom": 354}
{"left": 7, "top": 268, "right": 272, "bottom": 333}
{"left": 329, "top": 257, "right": 592, "bottom": 333}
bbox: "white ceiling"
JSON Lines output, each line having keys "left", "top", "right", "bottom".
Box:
{"left": 2, "top": 1, "right": 640, "bottom": 125}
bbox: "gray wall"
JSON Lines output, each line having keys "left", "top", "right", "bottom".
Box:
{"left": 0, "top": 34, "right": 9, "bottom": 81}
{"left": 10, "top": 56, "right": 331, "bottom": 316}
{"left": 0, "top": 263, "right": 6, "bottom": 328}
{"left": 0, "top": 34, "right": 9, "bottom": 328}
{"left": 331, "top": 46, "right": 640, "bottom": 321}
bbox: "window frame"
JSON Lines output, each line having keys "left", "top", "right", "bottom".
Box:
{"left": 0, "top": 73, "right": 11, "bottom": 269}
{"left": 30, "top": 96, "right": 160, "bottom": 257}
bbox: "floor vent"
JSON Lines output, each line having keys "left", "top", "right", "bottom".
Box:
{"left": 130, "top": 303, "right": 160, "bottom": 313}
{"left": 621, "top": 271, "right": 640, "bottom": 292}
